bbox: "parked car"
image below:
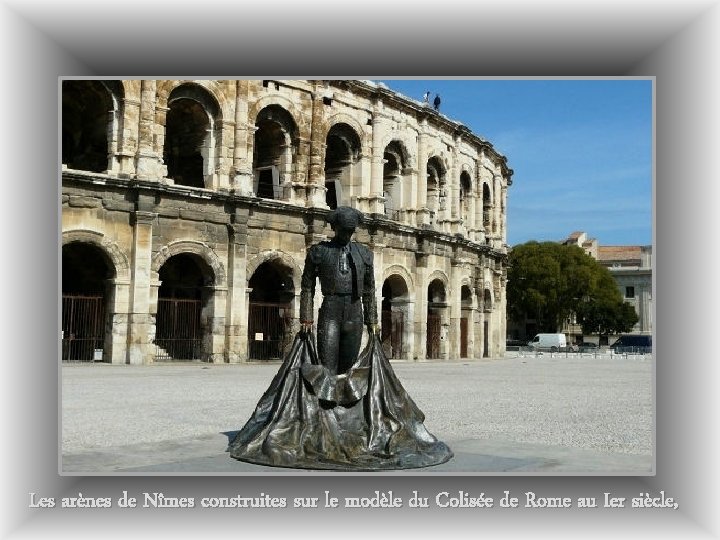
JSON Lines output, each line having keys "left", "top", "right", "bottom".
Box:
{"left": 579, "top": 342, "right": 598, "bottom": 353}
{"left": 610, "top": 334, "right": 652, "bottom": 354}
{"left": 527, "top": 333, "right": 567, "bottom": 352}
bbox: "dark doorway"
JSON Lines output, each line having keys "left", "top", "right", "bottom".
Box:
{"left": 426, "top": 313, "right": 441, "bottom": 358}
{"left": 248, "top": 260, "right": 294, "bottom": 360}
{"left": 256, "top": 169, "right": 275, "bottom": 199}
{"left": 460, "top": 318, "right": 469, "bottom": 358}
{"left": 155, "top": 254, "right": 209, "bottom": 361}
{"left": 381, "top": 276, "right": 407, "bottom": 359}
{"left": 427, "top": 279, "right": 446, "bottom": 359}
{"left": 483, "top": 320, "right": 489, "bottom": 358}
{"left": 62, "top": 242, "right": 112, "bottom": 361}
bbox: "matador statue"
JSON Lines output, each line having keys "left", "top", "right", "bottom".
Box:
{"left": 228, "top": 207, "right": 453, "bottom": 470}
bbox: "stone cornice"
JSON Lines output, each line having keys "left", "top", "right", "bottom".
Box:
{"left": 62, "top": 171, "right": 505, "bottom": 258}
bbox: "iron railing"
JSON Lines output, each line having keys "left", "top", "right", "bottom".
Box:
{"left": 154, "top": 298, "right": 202, "bottom": 361}
{"left": 62, "top": 294, "right": 105, "bottom": 362}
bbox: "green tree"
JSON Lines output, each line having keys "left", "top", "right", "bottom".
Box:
{"left": 507, "top": 241, "right": 637, "bottom": 335}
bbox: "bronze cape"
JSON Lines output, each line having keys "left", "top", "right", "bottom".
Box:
{"left": 228, "top": 331, "right": 453, "bottom": 470}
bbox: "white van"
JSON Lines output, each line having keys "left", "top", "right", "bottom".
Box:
{"left": 527, "top": 333, "right": 567, "bottom": 352}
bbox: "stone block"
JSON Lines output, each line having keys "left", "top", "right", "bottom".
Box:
{"left": 69, "top": 195, "right": 102, "bottom": 208}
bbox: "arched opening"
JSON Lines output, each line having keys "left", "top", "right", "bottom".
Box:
{"left": 459, "top": 171, "right": 472, "bottom": 227}
{"left": 62, "top": 80, "right": 117, "bottom": 172}
{"left": 483, "top": 288, "right": 493, "bottom": 358}
{"left": 155, "top": 253, "right": 213, "bottom": 361}
{"left": 164, "top": 85, "right": 220, "bottom": 188}
{"left": 253, "top": 105, "right": 298, "bottom": 200}
{"left": 483, "top": 182, "right": 492, "bottom": 232}
{"left": 324, "top": 123, "right": 361, "bottom": 209}
{"left": 427, "top": 156, "right": 446, "bottom": 225}
{"left": 248, "top": 260, "right": 295, "bottom": 360}
{"left": 383, "top": 141, "right": 407, "bottom": 219}
{"left": 460, "top": 284, "right": 473, "bottom": 358}
{"left": 62, "top": 242, "right": 114, "bottom": 361}
{"left": 426, "top": 279, "right": 447, "bottom": 359}
{"left": 381, "top": 275, "right": 409, "bottom": 359}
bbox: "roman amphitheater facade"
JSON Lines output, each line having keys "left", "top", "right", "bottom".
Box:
{"left": 61, "top": 80, "right": 512, "bottom": 364}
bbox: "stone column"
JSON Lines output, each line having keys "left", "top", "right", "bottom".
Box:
{"left": 416, "top": 122, "right": 431, "bottom": 226}
{"left": 215, "top": 115, "right": 235, "bottom": 190}
{"left": 127, "top": 208, "right": 157, "bottom": 364}
{"left": 204, "top": 285, "right": 227, "bottom": 363}
{"left": 474, "top": 161, "right": 485, "bottom": 243}
{"left": 448, "top": 139, "right": 461, "bottom": 234}
{"left": 135, "top": 80, "right": 161, "bottom": 179}
{"left": 307, "top": 90, "right": 327, "bottom": 207}
{"left": 367, "top": 109, "right": 388, "bottom": 214}
{"left": 475, "top": 274, "right": 486, "bottom": 357}
{"left": 449, "top": 259, "right": 462, "bottom": 359}
{"left": 232, "top": 81, "right": 254, "bottom": 195}
{"left": 107, "top": 278, "right": 131, "bottom": 364}
{"left": 414, "top": 260, "right": 429, "bottom": 360}
{"left": 225, "top": 217, "right": 249, "bottom": 363}
{"left": 493, "top": 174, "right": 502, "bottom": 246}
{"left": 106, "top": 105, "right": 121, "bottom": 174}
{"left": 468, "top": 186, "right": 477, "bottom": 241}
{"left": 117, "top": 96, "right": 140, "bottom": 176}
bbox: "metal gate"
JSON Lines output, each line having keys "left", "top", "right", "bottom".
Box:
{"left": 62, "top": 294, "right": 105, "bottom": 362}
{"left": 154, "top": 298, "right": 202, "bottom": 361}
{"left": 248, "top": 302, "right": 292, "bottom": 360}
{"left": 426, "top": 313, "right": 441, "bottom": 358}
{"left": 460, "top": 317, "right": 469, "bottom": 358}
{"left": 381, "top": 310, "right": 404, "bottom": 359}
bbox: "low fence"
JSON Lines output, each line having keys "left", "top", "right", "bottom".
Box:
{"left": 505, "top": 345, "right": 652, "bottom": 359}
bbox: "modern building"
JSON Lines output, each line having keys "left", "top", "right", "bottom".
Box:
{"left": 562, "top": 232, "right": 652, "bottom": 343}
{"left": 61, "top": 79, "right": 512, "bottom": 364}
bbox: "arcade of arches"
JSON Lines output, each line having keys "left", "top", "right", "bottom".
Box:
{"left": 62, "top": 79, "right": 510, "bottom": 364}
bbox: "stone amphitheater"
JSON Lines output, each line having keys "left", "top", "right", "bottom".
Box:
{"left": 61, "top": 80, "right": 512, "bottom": 364}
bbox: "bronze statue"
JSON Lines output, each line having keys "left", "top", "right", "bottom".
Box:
{"left": 228, "top": 207, "right": 453, "bottom": 470}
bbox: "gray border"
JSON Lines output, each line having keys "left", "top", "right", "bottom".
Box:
{"left": 4, "top": 1, "right": 718, "bottom": 537}
{"left": 57, "top": 75, "right": 656, "bottom": 479}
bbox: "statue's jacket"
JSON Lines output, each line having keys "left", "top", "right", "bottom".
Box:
{"left": 300, "top": 240, "right": 377, "bottom": 326}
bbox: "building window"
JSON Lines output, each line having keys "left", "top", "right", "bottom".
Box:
{"left": 625, "top": 286, "right": 635, "bottom": 298}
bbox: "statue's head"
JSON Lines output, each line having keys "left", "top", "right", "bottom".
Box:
{"left": 327, "top": 206, "right": 364, "bottom": 245}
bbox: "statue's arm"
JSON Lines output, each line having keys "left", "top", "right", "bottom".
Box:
{"left": 299, "top": 247, "right": 318, "bottom": 329}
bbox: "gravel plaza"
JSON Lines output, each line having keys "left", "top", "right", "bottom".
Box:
{"left": 61, "top": 351, "right": 653, "bottom": 474}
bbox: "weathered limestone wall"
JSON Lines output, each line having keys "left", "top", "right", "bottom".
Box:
{"left": 61, "top": 80, "right": 512, "bottom": 364}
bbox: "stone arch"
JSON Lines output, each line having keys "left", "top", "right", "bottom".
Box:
{"left": 322, "top": 113, "right": 368, "bottom": 150}
{"left": 246, "top": 250, "right": 303, "bottom": 293}
{"left": 248, "top": 95, "right": 308, "bottom": 137}
{"left": 483, "top": 283, "right": 493, "bottom": 312}
{"left": 382, "top": 264, "right": 415, "bottom": 295}
{"left": 252, "top": 103, "right": 301, "bottom": 200}
{"left": 151, "top": 240, "right": 226, "bottom": 288}
{"left": 323, "top": 120, "right": 364, "bottom": 209}
{"left": 381, "top": 268, "right": 414, "bottom": 360}
{"left": 460, "top": 281, "right": 475, "bottom": 309}
{"left": 61, "top": 229, "right": 130, "bottom": 281}
{"left": 156, "top": 80, "right": 225, "bottom": 121}
{"left": 382, "top": 139, "right": 414, "bottom": 218}
{"left": 158, "top": 82, "right": 224, "bottom": 189}
{"left": 427, "top": 269, "right": 450, "bottom": 290}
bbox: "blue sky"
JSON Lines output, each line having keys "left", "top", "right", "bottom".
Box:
{"left": 377, "top": 79, "right": 653, "bottom": 247}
